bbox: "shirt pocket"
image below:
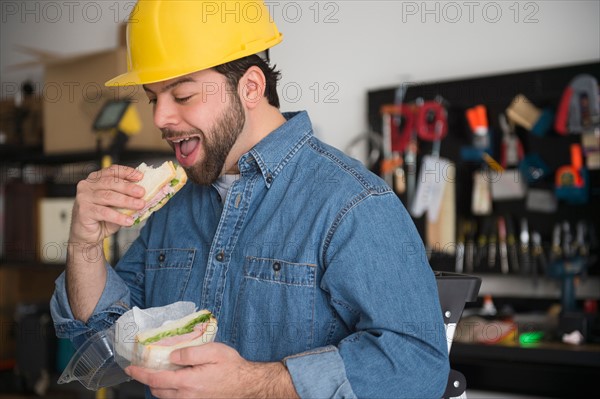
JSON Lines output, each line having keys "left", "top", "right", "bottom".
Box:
{"left": 233, "top": 256, "right": 316, "bottom": 361}
{"left": 145, "top": 248, "right": 195, "bottom": 306}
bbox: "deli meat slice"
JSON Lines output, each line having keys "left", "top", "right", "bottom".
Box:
{"left": 132, "top": 184, "right": 175, "bottom": 219}
{"left": 152, "top": 322, "right": 209, "bottom": 347}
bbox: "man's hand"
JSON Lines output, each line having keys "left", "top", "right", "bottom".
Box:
{"left": 125, "top": 342, "right": 299, "bottom": 399}
{"left": 70, "top": 164, "right": 145, "bottom": 245}
{"left": 66, "top": 164, "right": 145, "bottom": 322}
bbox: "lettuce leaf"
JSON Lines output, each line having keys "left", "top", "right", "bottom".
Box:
{"left": 140, "top": 312, "right": 213, "bottom": 345}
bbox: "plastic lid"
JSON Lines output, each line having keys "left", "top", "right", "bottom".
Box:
{"left": 57, "top": 327, "right": 131, "bottom": 391}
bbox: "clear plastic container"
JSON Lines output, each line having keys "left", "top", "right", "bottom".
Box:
{"left": 57, "top": 326, "right": 131, "bottom": 390}
{"left": 57, "top": 301, "right": 210, "bottom": 389}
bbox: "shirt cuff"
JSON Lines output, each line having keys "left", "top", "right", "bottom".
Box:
{"left": 50, "top": 263, "right": 131, "bottom": 348}
{"left": 283, "top": 346, "right": 356, "bottom": 399}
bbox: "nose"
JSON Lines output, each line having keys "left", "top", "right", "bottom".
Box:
{"left": 153, "top": 98, "right": 179, "bottom": 130}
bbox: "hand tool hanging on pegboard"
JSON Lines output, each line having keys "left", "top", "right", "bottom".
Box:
{"left": 555, "top": 143, "right": 589, "bottom": 204}
{"left": 506, "top": 216, "right": 520, "bottom": 274}
{"left": 555, "top": 74, "right": 600, "bottom": 135}
{"left": 498, "top": 113, "right": 524, "bottom": 169}
{"left": 410, "top": 97, "right": 450, "bottom": 220}
{"left": 382, "top": 95, "right": 450, "bottom": 204}
{"left": 400, "top": 97, "right": 454, "bottom": 255}
{"left": 380, "top": 86, "right": 412, "bottom": 195}
{"left": 379, "top": 111, "right": 405, "bottom": 193}
{"left": 497, "top": 216, "right": 510, "bottom": 275}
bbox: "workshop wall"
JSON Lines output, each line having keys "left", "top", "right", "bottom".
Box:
{"left": 367, "top": 61, "right": 600, "bottom": 304}
{"left": 1, "top": 1, "right": 598, "bottom": 162}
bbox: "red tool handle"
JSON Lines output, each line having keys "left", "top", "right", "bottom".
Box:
{"left": 554, "top": 86, "right": 573, "bottom": 135}
{"left": 381, "top": 104, "right": 415, "bottom": 153}
{"left": 416, "top": 101, "right": 448, "bottom": 141}
{"left": 571, "top": 143, "right": 583, "bottom": 170}
{"left": 555, "top": 144, "right": 584, "bottom": 187}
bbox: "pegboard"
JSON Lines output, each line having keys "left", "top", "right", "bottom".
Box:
{"left": 367, "top": 61, "right": 600, "bottom": 275}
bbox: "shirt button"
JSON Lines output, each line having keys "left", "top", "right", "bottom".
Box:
{"left": 272, "top": 261, "right": 281, "bottom": 272}
{"left": 158, "top": 253, "right": 165, "bottom": 262}
{"left": 216, "top": 252, "right": 224, "bottom": 262}
{"left": 266, "top": 174, "right": 273, "bottom": 184}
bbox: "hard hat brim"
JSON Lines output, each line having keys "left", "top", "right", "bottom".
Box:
{"left": 105, "top": 33, "right": 283, "bottom": 87}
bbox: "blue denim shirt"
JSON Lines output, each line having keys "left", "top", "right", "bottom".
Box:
{"left": 51, "top": 111, "right": 449, "bottom": 398}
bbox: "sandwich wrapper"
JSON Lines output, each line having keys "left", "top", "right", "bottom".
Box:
{"left": 58, "top": 301, "right": 214, "bottom": 390}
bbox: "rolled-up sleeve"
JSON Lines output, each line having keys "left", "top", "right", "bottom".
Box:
{"left": 50, "top": 263, "right": 131, "bottom": 349}
{"left": 284, "top": 346, "right": 356, "bottom": 399}
{"left": 286, "top": 190, "right": 449, "bottom": 398}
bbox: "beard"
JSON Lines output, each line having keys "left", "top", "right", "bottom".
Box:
{"left": 162, "top": 92, "right": 245, "bottom": 185}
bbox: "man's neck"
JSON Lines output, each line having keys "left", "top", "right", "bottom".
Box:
{"left": 246, "top": 105, "right": 287, "bottom": 146}
{"left": 224, "top": 105, "right": 286, "bottom": 174}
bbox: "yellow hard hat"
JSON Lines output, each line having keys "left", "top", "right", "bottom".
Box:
{"left": 106, "top": 0, "right": 283, "bottom": 87}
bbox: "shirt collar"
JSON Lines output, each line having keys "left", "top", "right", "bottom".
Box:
{"left": 239, "top": 111, "right": 313, "bottom": 188}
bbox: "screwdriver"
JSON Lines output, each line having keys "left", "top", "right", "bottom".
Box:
{"left": 488, "top": 218, "right": 498, "bottom": 271}
{"left": 531, "top": 231, "right": 547, "bottom": 287}
{"left": 506, "top": 216, "right": 520, "bottom": 273}
{"left": 520, "top": 218, "right": 530, "bottom": 275}
{"left": 475, "top": 217, "right": 490, "bottom": 270}
{"left": 465, "top": 219, "right": 476, "bottom": 273}
{"left": 498, "top": 216, "right": 509, "bottom": 274}
{"left": 456, "top": 219, "right": 465, "bottom": 273}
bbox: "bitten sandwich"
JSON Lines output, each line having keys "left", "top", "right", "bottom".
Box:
{"left": 119, "top": 161, "right": 187, "bottom": 225}
{"left": 134, "top": 309, "right": 217, "bottom": 369}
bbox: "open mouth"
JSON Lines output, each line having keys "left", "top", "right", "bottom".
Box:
{"left": 169, "top": 136, "right": 201, "bottom": 167}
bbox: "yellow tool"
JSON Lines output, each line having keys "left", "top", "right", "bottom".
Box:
{"left": 482, "top": 152, "right": 504, "bottom": 172}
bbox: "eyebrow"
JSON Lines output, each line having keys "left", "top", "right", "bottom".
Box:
{"left": 142, "top": 77, "right": 196, "bottom": 95}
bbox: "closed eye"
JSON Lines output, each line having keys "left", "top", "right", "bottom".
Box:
{"left": 174, "top": 95, "right": 193, "bottom": 104}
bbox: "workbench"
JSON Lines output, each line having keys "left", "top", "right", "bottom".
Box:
{"left": 451, "top": 340, "right": 600, "bottom": 397}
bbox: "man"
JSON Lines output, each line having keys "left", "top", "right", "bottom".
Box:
{"left": 51, "top": 1, "right": 449, "bottom": 397}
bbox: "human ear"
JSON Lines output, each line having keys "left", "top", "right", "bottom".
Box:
{"left": 239, "top": 66, "right": 266, "bottom": 108}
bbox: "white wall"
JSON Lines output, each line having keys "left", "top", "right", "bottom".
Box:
{"left": 2, "top": 1, "right": 599, "bottom": 161}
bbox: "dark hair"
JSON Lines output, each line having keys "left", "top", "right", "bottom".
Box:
{"left": 214, "top": 54, "right": 281, "bottom": 108}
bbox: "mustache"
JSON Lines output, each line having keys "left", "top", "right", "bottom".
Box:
{"left": 161, "top": 128, "right": 204, "bottom": 140}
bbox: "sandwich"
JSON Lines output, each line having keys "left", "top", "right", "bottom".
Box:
{"left": 119, "top": 161, "right": 187, "bottom": 225}
{"left": 134, "top": 309, "right": 218, "bottom": 370}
